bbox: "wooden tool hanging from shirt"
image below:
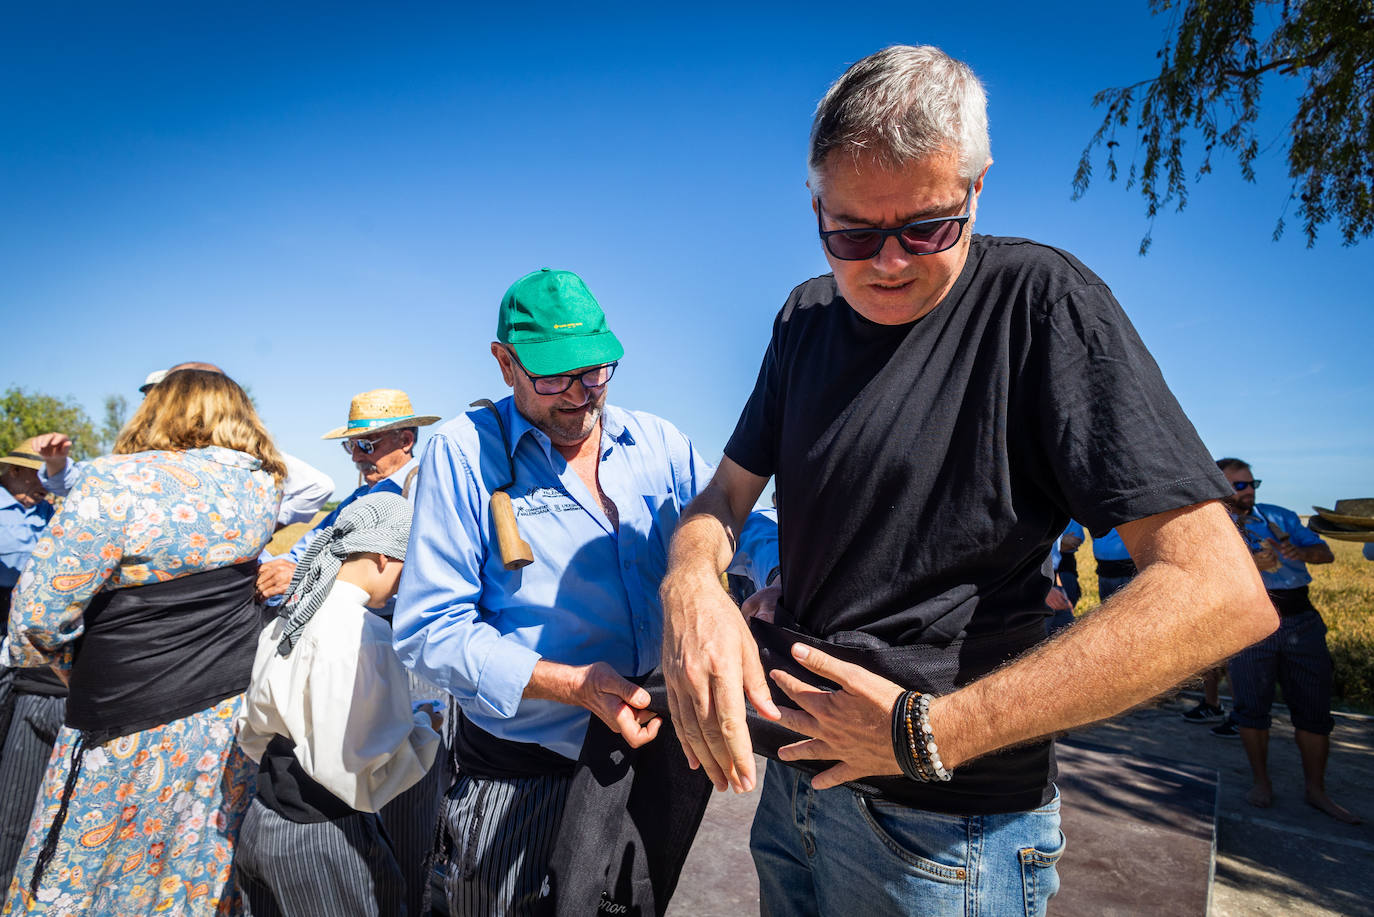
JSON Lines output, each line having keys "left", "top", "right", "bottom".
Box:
{"left": 471, "top": 399, "right": 534, "bottom": 569}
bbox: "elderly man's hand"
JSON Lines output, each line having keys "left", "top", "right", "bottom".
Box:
{"left": 256, "top": 559, "right": 297, "bottom": 600}
{"left": 772, "top": 643, "right": 905, "bottom": 790}
{"left": 31, "top": 432, "right": 71, "bottom": 476}
{"left": 526, "top": 660, "right": 662, "bottom": 748}
{"left": 741, "top": 583, "right": 781, "bottom": 623}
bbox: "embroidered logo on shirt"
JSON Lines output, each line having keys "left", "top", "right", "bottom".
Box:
{"left": 514, "top": 485, "right": 581, "bottom": 517}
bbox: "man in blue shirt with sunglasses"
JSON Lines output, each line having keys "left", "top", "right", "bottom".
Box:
{"left": 255, "top": 388, "right": 439, "bottom": 600}
{"left": 1214, "top": 457, "right": 1358, "bottom": 824}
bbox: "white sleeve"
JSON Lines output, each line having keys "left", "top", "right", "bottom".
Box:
{"left": 278, "top": 453, "right": 336, "bottom": 526}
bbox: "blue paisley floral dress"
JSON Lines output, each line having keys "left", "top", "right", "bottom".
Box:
{"left": 3, "top": 447, "right": 279, "bottom": 916}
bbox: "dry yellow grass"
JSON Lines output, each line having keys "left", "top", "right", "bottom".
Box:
{"left": 265, "top": 510, "right": 330, "bottom": 556}
{"left": 1072, "top": 538, "right": 1374, "bottom": 711}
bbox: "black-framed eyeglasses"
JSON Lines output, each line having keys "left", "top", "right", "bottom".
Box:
{"left": 341, "top": 435, "right": 386, "bottom": 455}
{"left": 519, "top": 361, "right": 618, "bottom": 396}
{"left": 817, "top": 178, "right": 974, "bottom": 260}
{"left": 1232, "top": 479, "right": 1262, "bottom": 492}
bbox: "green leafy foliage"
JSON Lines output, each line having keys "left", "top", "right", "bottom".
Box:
{"left": 1074, "top": 0, "right": 1374, "bottom": 253}
{"left": 0, "top": 388, "right": 100, "bottom": 459}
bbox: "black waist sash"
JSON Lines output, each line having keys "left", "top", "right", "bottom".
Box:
{"left": 29, "top": 561, "right": 260, "bottom": 895}
{"left": 1268, "top": 585, "right": 1318, "bottom": 619}
{"left": 66, "top": 561, "right": 260, "bottom": 738}
{"left": 746, "top": 613, "right": 1055, "bottom": 816}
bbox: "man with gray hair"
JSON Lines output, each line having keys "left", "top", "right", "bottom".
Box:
{"left": 660, "top": 45, "right": 1276, "bottom": 914}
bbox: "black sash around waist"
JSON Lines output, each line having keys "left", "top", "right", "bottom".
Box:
{"left": 451, "top": 709, "right": 577, "bottom": 779}
{"left": 744, "top": 613, "right": 1056, "bottom": 816}
{"left": 1268, "top": 585, "right": 1318, "bottom": 618}
{"left": 256, "top": 735, "right": 360, "bottom": 823}
{"left": 66, "top": 561, "right": 260, "bottom": 739}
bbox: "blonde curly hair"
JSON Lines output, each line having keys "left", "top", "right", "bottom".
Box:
{"left": 114, "top": 368, "right": 286, "bottom": 483}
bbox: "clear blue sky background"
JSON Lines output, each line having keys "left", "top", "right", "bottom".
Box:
{"left": 4, "top": 2, "right": 1370, "bottom": 519}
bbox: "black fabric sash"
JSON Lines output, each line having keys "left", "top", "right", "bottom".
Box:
{"left": 66, "top": 561, "right": 260, "bottom": 739}
{"left": 1268, "top": 585, "right": 1318, "bottom": 619}
{"left": 745, "top": 614, "right": 1056, "bottom": 815}
{"left": 450, "top": 710, "right": 577, "bottom": 779}
{"left": 256, "top": 734, "right": 360, "bottom": 824}
{"left": 1095, "top": 557, "right": 1138, "bottom": 579}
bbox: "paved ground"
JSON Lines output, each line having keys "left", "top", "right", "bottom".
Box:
{"left": 670, "top": 693, "right": 1374, "bottom": 915}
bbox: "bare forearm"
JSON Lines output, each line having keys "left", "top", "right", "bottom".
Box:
{"left": 663, "top": 483, "right": 744, "bottom": 589}
{"left": 523, "top": 659, "right": 578, "bottom": 705}
{"left": 931, "top": 508, "right": 1276, "bottom": 770}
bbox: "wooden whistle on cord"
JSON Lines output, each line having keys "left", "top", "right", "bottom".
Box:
{"left": 471, "top": 399, "right": 535, "bottom": 570}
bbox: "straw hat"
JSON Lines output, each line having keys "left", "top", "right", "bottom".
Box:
{"left": 1312, "top": 498, "right": 1374, "bottom": 529}
{"left": 0, "top": 439, "right": 44, "bottom": 471}
{"left": 321, "top": 389, "right": 440, "bottom": 440}
{"left": 1308, "top": 514, "right": 1374, "bottom": 542}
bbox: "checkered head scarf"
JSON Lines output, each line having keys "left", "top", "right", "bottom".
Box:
{"left": 276, "top": 491, "right": 412, "bottom": 656}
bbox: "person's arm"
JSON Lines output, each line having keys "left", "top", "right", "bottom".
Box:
{"left": 6, "top": 467, "right": 122, "bottom": 671}
{"left": 1271, "top": 510, "right": 1333, "bottom": 565}
{"left": 276, "top": 454, "right": 335, "bottom": 527}
{"left": 660, "top": 456, "right": 778, "bottom": 793}
{"left": 772, "top": 500, "right": 1277, "bottom": 788}
{"left": 393, "top": 430, "right": 656, "bottom": 746}
{"left": 32, "top": 432, "right": 76, "bottom": 496}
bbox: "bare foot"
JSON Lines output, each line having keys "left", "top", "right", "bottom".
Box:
{"left": 1306, "top": 790, "right": 1362, "bottom": 825}
{"left": 1246, "top": 782, "right": 1273, "bottom": 808}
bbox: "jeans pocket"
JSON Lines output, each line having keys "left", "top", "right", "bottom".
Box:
{"left": 1018, "top": 829, "right": 1065, "bottom": 917}
{"left": 853, "top": 795, "right": 968, "bottom": 884}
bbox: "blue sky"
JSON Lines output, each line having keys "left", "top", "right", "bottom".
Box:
{"left": 3, "top": 2, "right": 1370, "bottom": 518}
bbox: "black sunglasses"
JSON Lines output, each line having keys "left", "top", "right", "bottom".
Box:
{"left": 1232, "top": 479, "right": 1261, "bottom": 492}
{"left": 817, "top": 178, "right": 974, "bottom": 261}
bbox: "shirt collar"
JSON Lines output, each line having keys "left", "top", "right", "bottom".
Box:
{"left": 503, "top": 398, "right": 635, "bottom": 455}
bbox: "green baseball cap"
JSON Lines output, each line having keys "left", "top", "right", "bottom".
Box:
{"left": 497, "top": 268, "right": 625, "bottom": 375}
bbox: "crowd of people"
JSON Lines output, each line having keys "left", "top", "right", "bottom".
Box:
{"left": 0, "top": 42, "right": 1361, "bottom": 917}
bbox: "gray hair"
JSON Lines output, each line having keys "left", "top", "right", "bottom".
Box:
{"left": 276, "top": 491, "right": 412, "bottom": 656}
{"left": 808, "top": 45, "right": 990, "bottom": 193}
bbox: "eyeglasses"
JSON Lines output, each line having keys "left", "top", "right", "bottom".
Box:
{"left": 1232, "top": 480, "right": 1262, "bottom": 492}
{"left": 341, "top": 435, "right": 387, "bottom": 455}
{"left": 817, "top": 178, "right": 974, "bottom": 261}
{"left": 519, "top": 361, "right": 618, "bottom": 396}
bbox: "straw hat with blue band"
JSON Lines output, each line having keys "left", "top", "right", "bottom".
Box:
{"left": 320, "top": 389, "right": 440, "bottom": 440}
{"left": 0, "top": 445, "right": 44, "bottom": 471}
{"left": 498, "top": 268, "right": 624, "bottom": 375}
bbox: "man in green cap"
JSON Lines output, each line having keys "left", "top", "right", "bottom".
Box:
{"left": 393, "top": 268, "right": 773, "bottom": 914}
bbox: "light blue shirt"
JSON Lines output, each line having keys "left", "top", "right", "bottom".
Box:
{"left": 0, "top": 489, "right": 54, "bottom": 590}
{"left": 732, "top": 507, "right": 778, "bottom": 590}
{"left": 393, "top": 399, "right": 766, "bottom": 758}
{"left": 280, "top": 456, "right": 419, "bottom": 564}
{"left": 1364, "top": 542, "right": 1374, "bottom": 562}
{"left": 1091, "top": 527, "right": 1131, "bottom": 562}
{"left": 1233, "top": 503, "right": 1326, "bottom": 591}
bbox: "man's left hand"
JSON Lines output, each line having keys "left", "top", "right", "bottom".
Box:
{"left": 772, "top": 643, "right": 905, "bottom": 790}
{"left": 32, "top": 432, "right": 71, "bottom": 477}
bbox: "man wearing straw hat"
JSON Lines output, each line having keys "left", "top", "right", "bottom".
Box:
{"left": 0, "top": 436, "right": 73, "bottom": 892}
{"left": 393, "top": 268, "right": 773, "bottom": 915}
{"left": 255, "top": 388, "right": 439, "bottom": 602}
{"left": 1214, "top": 458, "right": 1359, "bottom": 824}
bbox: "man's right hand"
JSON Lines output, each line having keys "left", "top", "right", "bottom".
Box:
{"left": 661, "top": 570, "right": 779, "bottom": 793}
{"left": 1251, "top": 543, "right": 1282, "bottom": 573}
{"left": 256, "top": 559, "right": 297, "bottom": 600}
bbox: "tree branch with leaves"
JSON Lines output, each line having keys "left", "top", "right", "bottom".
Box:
{"left": 1073, "top": 0, "right": 1374, "bottom": 253}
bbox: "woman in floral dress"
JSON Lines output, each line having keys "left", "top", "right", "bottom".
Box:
{"left": 3, "top": 369, "right": 285, "bottom": 916}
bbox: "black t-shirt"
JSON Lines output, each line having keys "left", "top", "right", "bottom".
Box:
{"left": 725, "top": 235, "right": 1229, "bottom": 812}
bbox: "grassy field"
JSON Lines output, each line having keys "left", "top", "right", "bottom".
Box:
{"left": 1074, "top": 539, "right": 1374, "bottom": 712}
{"left": 265, "top": 512, "right": 328, "bottom": 556}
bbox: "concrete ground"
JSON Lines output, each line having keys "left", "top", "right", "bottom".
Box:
{"left": 669, "top": 694, "right": 1373, "bottom": 915}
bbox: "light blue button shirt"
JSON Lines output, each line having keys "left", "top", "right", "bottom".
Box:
{"left": 0, "top": 489, "right": 54, "bottom": 589}
{"left": 731, "top": 507, "right": 778, "bottom": 589}
{"left": 1233, "top": 503, "right": 1326, "bottom": 590}
{"left": 393, "top": 398, "right": 763, "bottom": 759}
{"left": 1091, "top": 527, "right": 1131, "bottom": 562}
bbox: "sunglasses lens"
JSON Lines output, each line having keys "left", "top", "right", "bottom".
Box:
{"left": 825, "top": 229, "right": 883, "bottom": 260}
{"left": 901, "top": 219, "right": 962, "bottom": 255}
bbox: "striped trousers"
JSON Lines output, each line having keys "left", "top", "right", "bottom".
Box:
{"left": 443, "top": 771, "right": 572, "bottom": 917}
{"left": 0, "top": 690, "right": 65, "bottom": 894}
{"left": 235, "top": 797, "right": 407, "bottom": 917}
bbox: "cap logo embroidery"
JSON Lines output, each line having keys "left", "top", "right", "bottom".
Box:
{"left": 553, "top": 322, "right": 583, "bottom": 330}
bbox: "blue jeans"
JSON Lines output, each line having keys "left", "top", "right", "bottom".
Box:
{"left": 750, "top": 761, "right": 1064, "bottom": 916}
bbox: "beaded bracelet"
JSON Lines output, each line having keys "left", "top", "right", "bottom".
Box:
{"left": 890, "top": 689, "right": 953, "bottom": 783}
